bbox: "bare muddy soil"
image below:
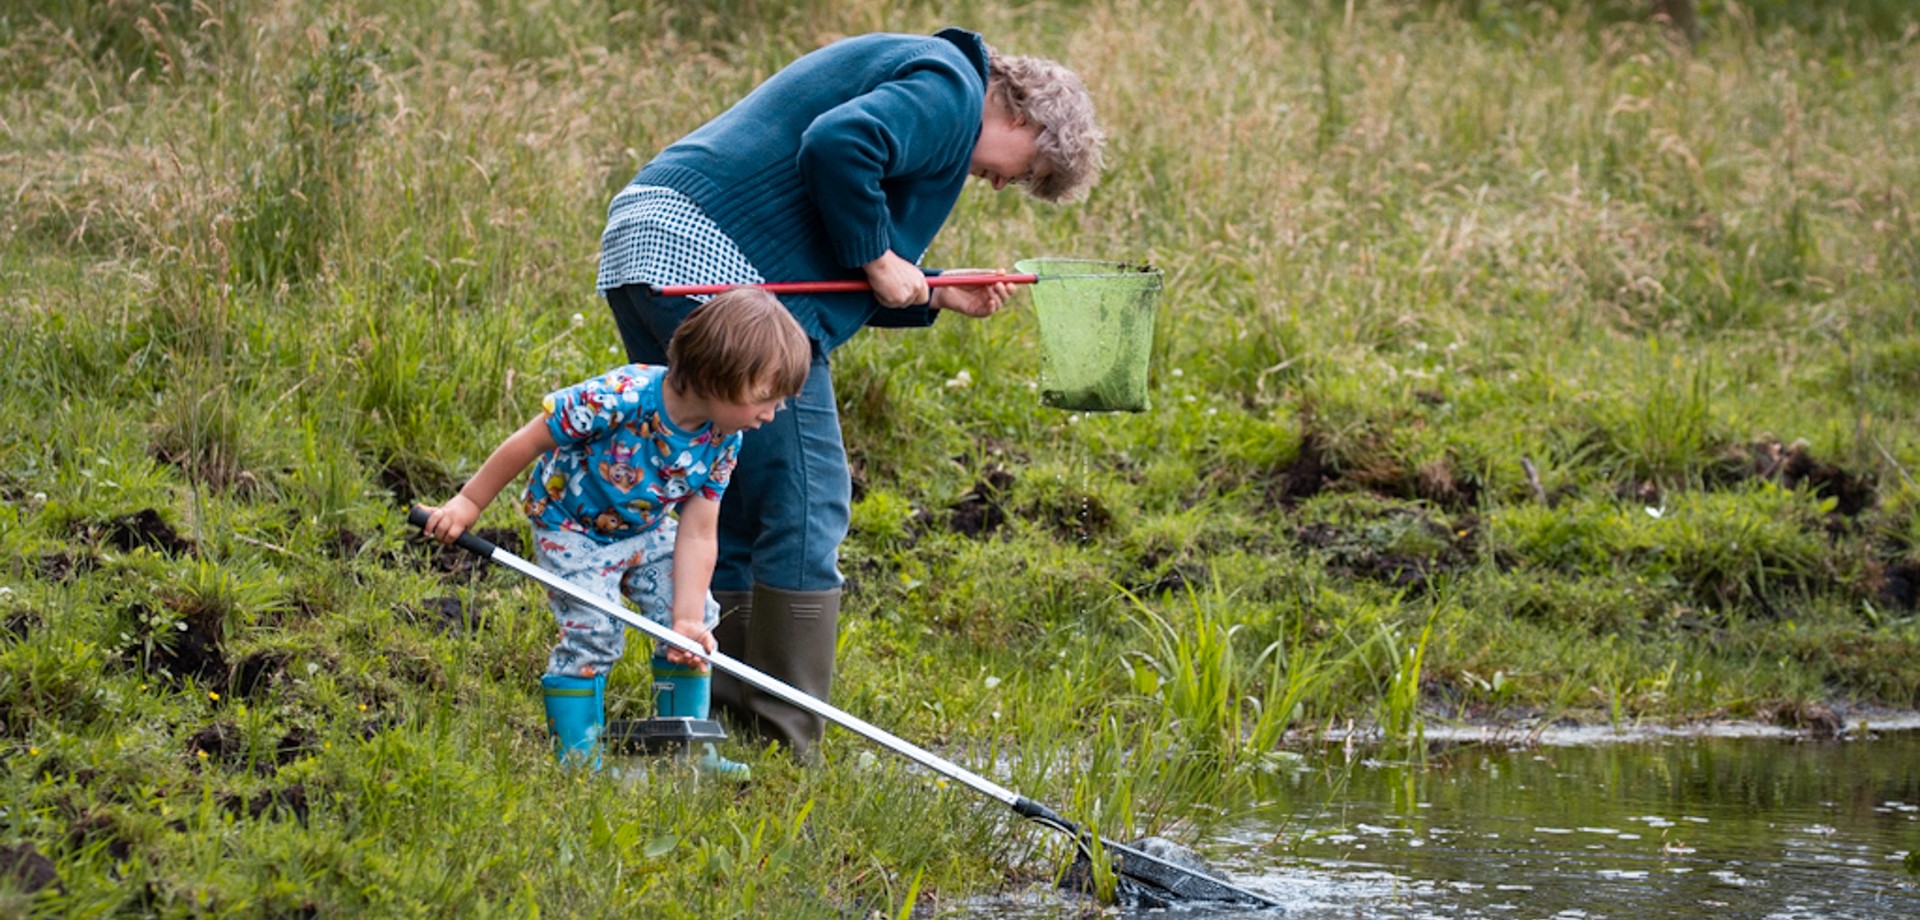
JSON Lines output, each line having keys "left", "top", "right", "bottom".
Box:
{"left": 94, "top": 508, "right": 197, "bottom": 556}
{"left": 1315, "top": 704, "right": 1920, "bottom": 750}
{"left": 916, "top": 436, "right": 1913, "bottom": 614}
{"left": 0, "top": 842, "right": 61, "bottom": 897}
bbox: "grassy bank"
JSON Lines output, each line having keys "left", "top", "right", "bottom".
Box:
{"left": 4, "top": 0, "right": 1918, "bottom": 914}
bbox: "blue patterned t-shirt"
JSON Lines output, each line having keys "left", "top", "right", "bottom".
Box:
{"left": 519, "top": 364, "right": 741, "bottom": 542}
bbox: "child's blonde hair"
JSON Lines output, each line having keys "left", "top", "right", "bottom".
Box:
{"left": 666, "top": 287, "right": 811, "bottom": 403}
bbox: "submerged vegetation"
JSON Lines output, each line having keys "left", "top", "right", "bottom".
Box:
{"left": 3, "top": 0, "right": 1918, "bottom": 914}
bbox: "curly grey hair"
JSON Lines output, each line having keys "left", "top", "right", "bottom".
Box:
{"left": 987, "top": 51, "right": 1105, "bottom": 203}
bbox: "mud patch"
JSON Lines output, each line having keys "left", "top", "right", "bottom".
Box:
{"left": 187, "top": 722, "right": 245, "bottom": 767}
{"left": 1268, "top": 433, "right": 1333, "bottom": 506}
{"left": 63, "top": 811, "right": 134, "bottom": 863}
{"left": 385, "top": 649, "right": 446, "bottom": 691}
{"left": 0, "top": 842, "right": 61, "bottom": 896}
{"left": 948, "top": 468, "right": 1015, "bottom": 538}
{"left": 276, "top": 726, "right": 320, "bottom": 764}
{"left": 1371, "top": 708, "right": 1920, "bottom": 747}
{"left": 230, "top": 650, "right": 290, "bottom": 701}
{"left": 1616, "top": 478, "right": 1665, "bottom": 507}
{"left": 1125, "top": 559, "right": 1210, "bottom": 597}
{"left": 1710, "top": 439, "right": 1877, "bottom": 516}
{"left": 378, "top": 456, "right": 457, "bottom": 509}
{"left": 222, "top": 783, "right": 310, "bottom": 825}
{"left": 420, "top": 528, "right": 524, "bottom": 578}
{"left": 1754, "top": 699, "right": 1844, "bottom": 737}
{"left": 1345, "top": 453, "right": 1481, "bottom": 513}
{"left": 34, "top": 551, "right": 94, "bottom": 581}
{"left": 1255, "top": 425, "right": 1482, "bottom": 510}
{"left": 126, "top": 600, "right": 229, "bottom": 686}
{"left": 411, "top": 595, "right": 483, "bottom": 633}
{"left": 326, "top": 527, "right": 367, "bottom": 559}
{"left": 1412, "top": 458, "right": 1482, "bottom": 511}
{"left": 148, "top": 427, "right": 266, "bottom": 495}
{"left": 359, "top": 712, "right": 404, "bottom": 740}
{"left": 4, "top": 609, "right": 39, "bottom": 640}
{"left": 1294, "top": 509, "right": 1476, "bottom": 592}
{"left": 1878, "top": 561, "right": 1920, "bottom": 612}
{"left": 94, "top": 508, "right": 197, "bottom": 556}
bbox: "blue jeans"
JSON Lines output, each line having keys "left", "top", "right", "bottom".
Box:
{"left": 605, "top": 284, "right": 849, "bottom": 593}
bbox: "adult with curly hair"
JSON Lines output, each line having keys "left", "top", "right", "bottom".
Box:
{"left": 597, "top": 27, "right": 1104, "bottom": 758}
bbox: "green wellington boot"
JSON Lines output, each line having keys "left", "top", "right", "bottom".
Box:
{"left": 739, "top": 585, "right": 841, "bottom": 759}
{"left": 707, "top": 589, "right": 753, "bottom": 723}
{"left": 540, "top": 673, "right": 605, "bottom": 771}
{"left": 652, "top": 655, "right": 751, "bottom": 780}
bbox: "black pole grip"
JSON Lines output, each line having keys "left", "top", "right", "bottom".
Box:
{"left": 1012, "top": 797, "right": 1080, "bottom": 834}
{"left": 408, "top": 504, "right": 500, "bottom": 558}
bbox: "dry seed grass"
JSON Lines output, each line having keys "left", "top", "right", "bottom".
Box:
{"left": 4, "top": 4, "right": 1920, "bottom": 914}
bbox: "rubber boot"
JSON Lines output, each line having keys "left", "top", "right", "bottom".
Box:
{"left": 541, "top": 673, "right": 605, "bottom": 771}
{"left": 652, "top": 655, "right": 751, "bottom": 781}
{"left": 740, "top": 585, "right": 841, "bottom": 759}
{"left": 707, "top": 589, "right": 753, "bottom": 722}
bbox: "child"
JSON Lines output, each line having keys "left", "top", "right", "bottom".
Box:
{"left": 420, "top": 287, "right": 810, "bottom": 778}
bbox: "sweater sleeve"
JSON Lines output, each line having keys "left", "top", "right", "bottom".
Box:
{"left": 796, "top": 58, "right": 981, "bottom": 269}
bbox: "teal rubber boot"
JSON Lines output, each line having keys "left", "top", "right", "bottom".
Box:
{"left": 541, "top": 673, "right": 605, "bottom": 771}
{"left": 652, "top": 655, "right": 751, "bottom": 781}
{"left": 708, "top": 589, "right": 753, "bottom": 725}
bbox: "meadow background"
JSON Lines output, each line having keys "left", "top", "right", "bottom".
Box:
{"left": 3, "top": 0, "right": 1918, "bottom": 914}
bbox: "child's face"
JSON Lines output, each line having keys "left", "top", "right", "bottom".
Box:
{"left": 709, "top": 386, "right": 789, "bottom": 437}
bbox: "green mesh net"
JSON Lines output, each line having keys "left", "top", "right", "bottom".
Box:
{"left": 1017, "top": 259, "right": 1163, "bottom": 412}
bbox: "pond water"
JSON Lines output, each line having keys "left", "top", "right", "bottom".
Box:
{"left": 976, "top": 729, "right": 1920, "bottom": 918}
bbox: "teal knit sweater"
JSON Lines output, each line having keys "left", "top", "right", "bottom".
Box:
{"left": 630, "top": 28, "right": 989, "bottom": 350}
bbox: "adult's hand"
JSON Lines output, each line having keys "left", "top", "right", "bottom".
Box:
{"left": 931, "top": 269, "right": 1017, "bottom": 318}
{"left": 863, "top": 250, "right": 931, "bottom": 307}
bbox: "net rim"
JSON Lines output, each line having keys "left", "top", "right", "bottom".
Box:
{"left": 1013, "top": 258, "right": 1163, "bottom": 282}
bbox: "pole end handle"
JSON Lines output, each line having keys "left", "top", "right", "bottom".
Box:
{"left": 408, "top": 504, "right": 500, "bottom": 558}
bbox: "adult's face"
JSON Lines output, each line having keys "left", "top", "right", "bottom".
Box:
{"left": 970, "top": 98, "right": 1044, "bottom": 192}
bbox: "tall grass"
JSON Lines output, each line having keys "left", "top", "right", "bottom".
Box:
{"left": 4, "top": 0, "right": 1919, "bottom": 912}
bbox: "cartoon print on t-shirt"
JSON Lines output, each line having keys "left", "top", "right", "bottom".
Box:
{"left": 598, "top": 440, "right": 643, "bottom": 493}
{"left": 522, "top": 366, "right": 742, "bottom": 542}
